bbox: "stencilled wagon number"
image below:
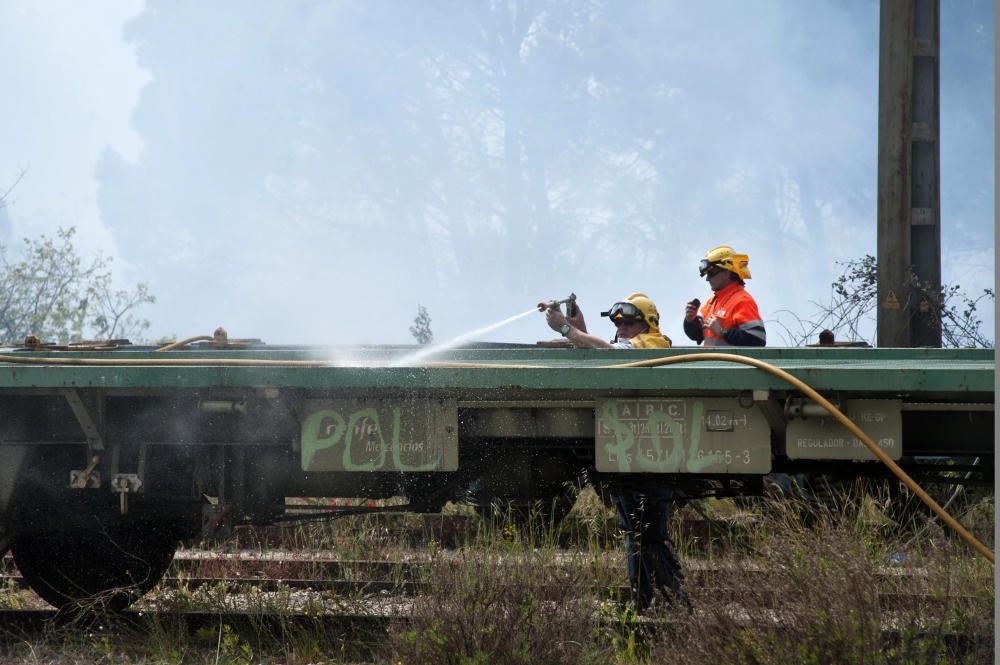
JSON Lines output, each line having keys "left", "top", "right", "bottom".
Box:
{"left": 705, "top": 409, "right": 746, "bottom": 432}
{"left": 696, "top": 449, "right": 751, "bottom": 465}
{"left": 596, "top": 398, "right": 770, "bottom": 474}
{"left": 601, "top": 400, "right": 729, "bottom": 472}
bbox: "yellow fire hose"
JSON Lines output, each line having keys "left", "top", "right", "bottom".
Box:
{"left": 155, "top": 335, "right": 215, "bottom": 352}
{"left": 605, "top": 352, "right": 995, "bottom": 564}
{"left": 0, "top": 349, "right": 992, "bottom": 563}
{"left": 0, "top": 354, "right": 330, "bottom": 366}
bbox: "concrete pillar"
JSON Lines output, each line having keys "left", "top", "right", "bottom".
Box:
{"left": 877, "top": 0, "right": 941, "bottom": 347}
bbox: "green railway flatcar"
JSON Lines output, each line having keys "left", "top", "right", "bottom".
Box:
{"left": 0, "top": 343, "right": 992, "bottom": 609}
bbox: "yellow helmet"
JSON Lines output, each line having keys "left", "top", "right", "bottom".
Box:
{"left": 600, "top": 292, "right": 662, "bottom": 335}
{"left": 699, "top": 245, "right": 752, "bottom": 280}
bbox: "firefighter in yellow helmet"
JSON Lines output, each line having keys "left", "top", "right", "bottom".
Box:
{"left": 539, "top": 293, "right": 685, "bottom": 612}
{"left": 684, "top": 245, "right": 766, "bottom": 347}
{"left": 542, "top": 292, "right": 672, "bottom": 349}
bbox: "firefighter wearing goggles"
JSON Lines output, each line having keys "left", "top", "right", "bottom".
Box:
{"left": 540, "top": 291, "right": 684, "bottom": 610}
{"left": 542, "top": 292, "right": 671, "bottom": 349}
{"left": 684, "top": 245, "right": 765, "bottom": 347}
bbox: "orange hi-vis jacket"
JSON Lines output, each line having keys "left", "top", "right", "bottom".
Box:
{"left": 696, "top": 282, "right": 766, "bottom": 347}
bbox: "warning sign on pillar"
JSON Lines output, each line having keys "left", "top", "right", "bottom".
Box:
{"left": 881, "top": 291, "right": 901, "bottom": 310}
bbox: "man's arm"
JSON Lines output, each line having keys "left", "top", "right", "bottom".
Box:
{"left": 723, "top": 327, "right": 765, "bottom": 346}
{"left": 724, "top": 299, "right": 766, "bottom": 346}
{"left": 565, "top": 301, "right": 588, "bottom": 333}
{"left": 683, "top": 317, "right": 704, "bottom": 343}
{"left": 683, "top": 298, "right": 704, "bottom": 343}
{"left": 564, "top": 326, "right": 614, "bottom": 349}
{"left": 544, "top": 306, "right": 613, "bottom": 348}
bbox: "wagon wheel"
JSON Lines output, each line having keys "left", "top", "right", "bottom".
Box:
{"left": 12, "top": 521, "right": 177, "bottom": 611}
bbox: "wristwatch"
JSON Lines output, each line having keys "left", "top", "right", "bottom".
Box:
{"left": 560, "top": 323, "right": 572, "bottom": 337}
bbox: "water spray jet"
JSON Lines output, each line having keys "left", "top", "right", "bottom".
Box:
{"left": 392, "top": 307, "right": 540, "bottom": 366}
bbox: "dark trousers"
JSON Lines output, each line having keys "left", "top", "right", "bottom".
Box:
{"left": 613, "top": 489, "right": 688, "bottom": 611}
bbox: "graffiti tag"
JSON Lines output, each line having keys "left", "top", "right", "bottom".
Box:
{"left": 595, "top": 398, "right": 770, "bottom": 474}
{"left": 301, "top": 406, "right": 442, "bottom": 472}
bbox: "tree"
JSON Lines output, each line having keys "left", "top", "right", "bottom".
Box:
{"left": 409, "top": 304, "right": 434, "bottom": 346}
{"left": 912, "top": 275, "right": 994, "bottom": 349}
{"left": 773, "top": 255, "right": 994, "bottom": 348}
{"left": 0, "top": 227, "right": 155, "bottom": 344}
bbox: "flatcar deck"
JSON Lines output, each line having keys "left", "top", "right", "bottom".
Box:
{"left": 0, "top": 346, "right": 991, "bottom": 397}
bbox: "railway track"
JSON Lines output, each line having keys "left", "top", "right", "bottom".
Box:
{"left": 177, "top": 509, "right": 781, "bottom": 550}
{"left": 0, "top": 593, "right": 984, "bottom": 657}
{"left": 0, "top": 575, "right": 963, "bottom": 614}
{"left": 0, "top": 550, "right": 968, "bottom": 610}
{"left": 0, "top": 549, "right": 987, "bottom": 661}
{"left": 0, "top": 507, "right": 989, "bottom": 661}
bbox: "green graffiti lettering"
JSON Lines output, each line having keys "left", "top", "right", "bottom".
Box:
{"left": 598, "top": 399, "right": 739, "bottom": 474}
{"left": 301, "top": 410, "right": 345, "bottom": 470}
{"left": 343, "top": 408, "right": 387, "bottom": 471}
{"left": 389, "top": 406, "right": 441, "bottom": 471}
{"left": 637, "top": 411, "right": 686, "bottom": 472}
{"left": 601, "top": 401, "right": 635, "bottom": 472}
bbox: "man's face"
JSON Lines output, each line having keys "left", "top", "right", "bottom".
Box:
{"left": 613, "top": 318, "right": 648, "bottom": 340}
{"left": 706, "top": 267, "right": 732, "bottom": 291}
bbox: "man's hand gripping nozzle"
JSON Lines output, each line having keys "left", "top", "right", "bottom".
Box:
{"left": 537, "top": 293, "right": 577, "bottom": 314}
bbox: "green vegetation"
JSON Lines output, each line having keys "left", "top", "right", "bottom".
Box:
{"left": 0, "top": 489, "right": 992, "bottom": 664}
{"left": 774, "top": 254, "right": 995, "bottom": 348}
{"left": 0, "top": 227, "right": 154, "bottom": 345}
{"left": 409, "top": 304, "right": 434, "bottom": 345}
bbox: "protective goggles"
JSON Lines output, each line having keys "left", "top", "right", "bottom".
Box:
{"left": 600, "top": 302, "right": 644, "bottom": 323}
{"left": 698, "top": 259, "right": 724, "bottom": 277}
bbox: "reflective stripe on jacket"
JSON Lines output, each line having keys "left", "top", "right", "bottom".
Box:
{"left": 698, "top": 282, "right": 765, "bottom": 347}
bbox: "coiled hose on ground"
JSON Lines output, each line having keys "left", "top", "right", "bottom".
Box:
{"left": 0, "top": 349, "right": 992, "bottom": 563}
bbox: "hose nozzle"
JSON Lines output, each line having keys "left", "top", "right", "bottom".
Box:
{"left": 538, "top": 293, "right": 577, "bottom": 312}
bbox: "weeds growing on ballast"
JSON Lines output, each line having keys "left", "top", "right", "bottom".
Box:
{"left": 646, "top": 496, "right": 995, "bottom": 665}
{"left": 1, "top": 488, "right": 993, "bottom": 664}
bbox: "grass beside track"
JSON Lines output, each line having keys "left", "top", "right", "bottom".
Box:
{"left": 0, "top": 487, "right": 993, "bottom": 664}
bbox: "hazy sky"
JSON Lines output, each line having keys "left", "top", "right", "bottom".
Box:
{"left": 1, "top": 1, "right": 993, "bottom": 346}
